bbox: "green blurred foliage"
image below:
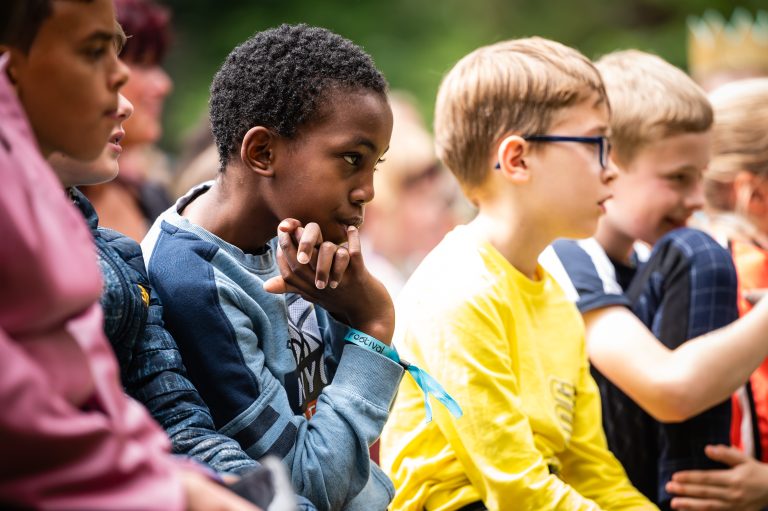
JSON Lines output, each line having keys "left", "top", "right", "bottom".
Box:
{"left": 158, "top": 0, "right": 764, "bottom": 153}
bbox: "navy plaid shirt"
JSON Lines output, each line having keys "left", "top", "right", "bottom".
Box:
{"left": 550, "top": 228, "right": 737, "bottom": 510}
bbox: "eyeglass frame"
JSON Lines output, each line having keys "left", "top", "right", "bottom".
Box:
{"left": 494, "top": 135, "right": 611, "bottom": 170}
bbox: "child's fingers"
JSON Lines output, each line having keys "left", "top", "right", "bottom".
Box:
{"left": 291, "top": 226, "right": 305, "bottom": 245}
{"left": 263, "top": 275, "right": 288, "bottom": 294}
{"left": 264, "top": 275, "right": 314, "bottom": 299}
{"left": 704, "top": 444, "right": 747, "bottom": 467}
{"left": 277, "top": 218, "right": 302, "bottom": 234}
{"left": 276, "top": 230, "right": 301, "bottom": 273}
{"left": 313, "top": 242, "right": 338, "bottom": 289}
{"left": 671, "top": 468, "right": 732, "bottom": 487}
{"left": 328, "top": 247, "right": 350, "bottom": 289}
{"left": 297, "top": 223, "right": 323, "bottom": 265}
{"left": 270, "top": 244, "right": 314, "bottom": 296}
{"left": 346, "top": 225, "right": 361, "bottom": 259}
{"left": 669, "top": 496, "right": 730, "bottom": 511}
{"left": 289, "top": 225, "right": 321, "bottom": 270}
{"left": 264, "top": 246, "right": 294, "bottom": 294}
{"left": 666, "top": 480, "right": 731, "bottom": 499}
{"left": 279, "top": 219, "right": 306, "bottom": 264}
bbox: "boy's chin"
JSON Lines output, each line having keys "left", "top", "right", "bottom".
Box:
{"left": 563, "top": 222, "right": 599, "bottom": 241}
{"left": 82, "top": 169, "right": 120, "bottom": 187}
{"left": 319, "top": 222, "right": 353, "bottom": 246}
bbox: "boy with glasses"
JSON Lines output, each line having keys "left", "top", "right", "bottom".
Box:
{"left": 544, "top": 50, "right": 737, "bottom": 510}
{"left": 380, "top": 37, "right": 653, "bottom": 510}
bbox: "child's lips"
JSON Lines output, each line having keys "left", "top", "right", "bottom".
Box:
{"left": 342, "top": 216, "right": 364, "bottom": 229}
{"left": 108, "top": 130, "right": 125, "bottom": 155}
{"left": 110, "top": 129, "right": 125, "bottom": 145}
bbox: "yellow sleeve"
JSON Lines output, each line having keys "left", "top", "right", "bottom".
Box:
{"left": 411, "top": 295, "right": 610, "bottom": 511}
{"left": 558, "top": 354, "right": 656, "bottom": 510}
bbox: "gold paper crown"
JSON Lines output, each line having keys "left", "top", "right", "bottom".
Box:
{"left": 688, "top": 9, "right": 768, "bottom": 83}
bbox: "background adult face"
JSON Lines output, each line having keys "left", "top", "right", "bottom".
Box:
{"left": 114, "top": 0, "right": 172, "bottom": 147}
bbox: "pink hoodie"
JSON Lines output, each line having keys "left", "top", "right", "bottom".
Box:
{"left": 0, "top": 56, "right": 185, "bottom": 510}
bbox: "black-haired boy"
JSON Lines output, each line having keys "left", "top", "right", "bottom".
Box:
{"left": 142, "top": 24, "right": 401, "bottom": 510}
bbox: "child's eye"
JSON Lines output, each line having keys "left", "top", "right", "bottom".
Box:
{"left": 667, "top": 173, "right": 695, "bottom": 186}
{"left": 343, "top": 154, "right": 361, "bottom": 166}
{"left": 374, "top": 157, "right": 386, "bottom": 172}
{"left": 83, "top": 44, "right": 109, "bottom": 61}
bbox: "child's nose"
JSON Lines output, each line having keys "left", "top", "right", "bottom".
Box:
{"left": 351, "top": 175, "right": 375, "bottom": 205}
{"left": 685, "top": 179, "right": 705, "bottom": 211}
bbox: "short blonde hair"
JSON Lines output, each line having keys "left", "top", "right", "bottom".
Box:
{"left": 705, "top": 78, "right": 768, "bottom": 209}
{"left": 434, "top": 37, "right": 606, "bottom": 190}
{"left": 596, "top": 50, "right": 712, "bottom": 166}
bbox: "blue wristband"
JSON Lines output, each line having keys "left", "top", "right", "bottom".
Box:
{"left": 344, "top": 328, "right": 463, "bottom": 422}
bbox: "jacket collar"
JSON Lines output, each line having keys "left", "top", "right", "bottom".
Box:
{"left": 68, "top": 187, "right": 99, "bottom": 231}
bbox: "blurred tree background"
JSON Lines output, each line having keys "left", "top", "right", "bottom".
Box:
{"left": 159, "top": 0, "right": 764, "bottom": 154}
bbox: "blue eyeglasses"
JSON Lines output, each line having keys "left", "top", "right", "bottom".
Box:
{"left": 495, "top": 135, "right": 611, "bottom": 170}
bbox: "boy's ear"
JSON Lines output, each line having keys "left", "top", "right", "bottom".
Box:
{"left": 2, "top": 47, "right": 23, "bottom": 86}
{"left": 737, "top": 171, "right": 768, "bottom": 218}
{"left": 240, "top": 126, "right": 275, "bottom": 177}
{"left": 497, "top": 135, "right": 529, "bottom": 183}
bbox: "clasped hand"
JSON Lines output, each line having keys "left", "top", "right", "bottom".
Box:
{"left": 263, "top": 219, "right": 395, "bottom": 345}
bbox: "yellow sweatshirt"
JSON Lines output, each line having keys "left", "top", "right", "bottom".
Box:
{"left": 381, "top": 226, "right": 655, "bottom": 511}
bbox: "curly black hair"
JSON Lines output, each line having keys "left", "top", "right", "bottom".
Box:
{"left": 209, "top": 23, "right": 388, "bottom": 169}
